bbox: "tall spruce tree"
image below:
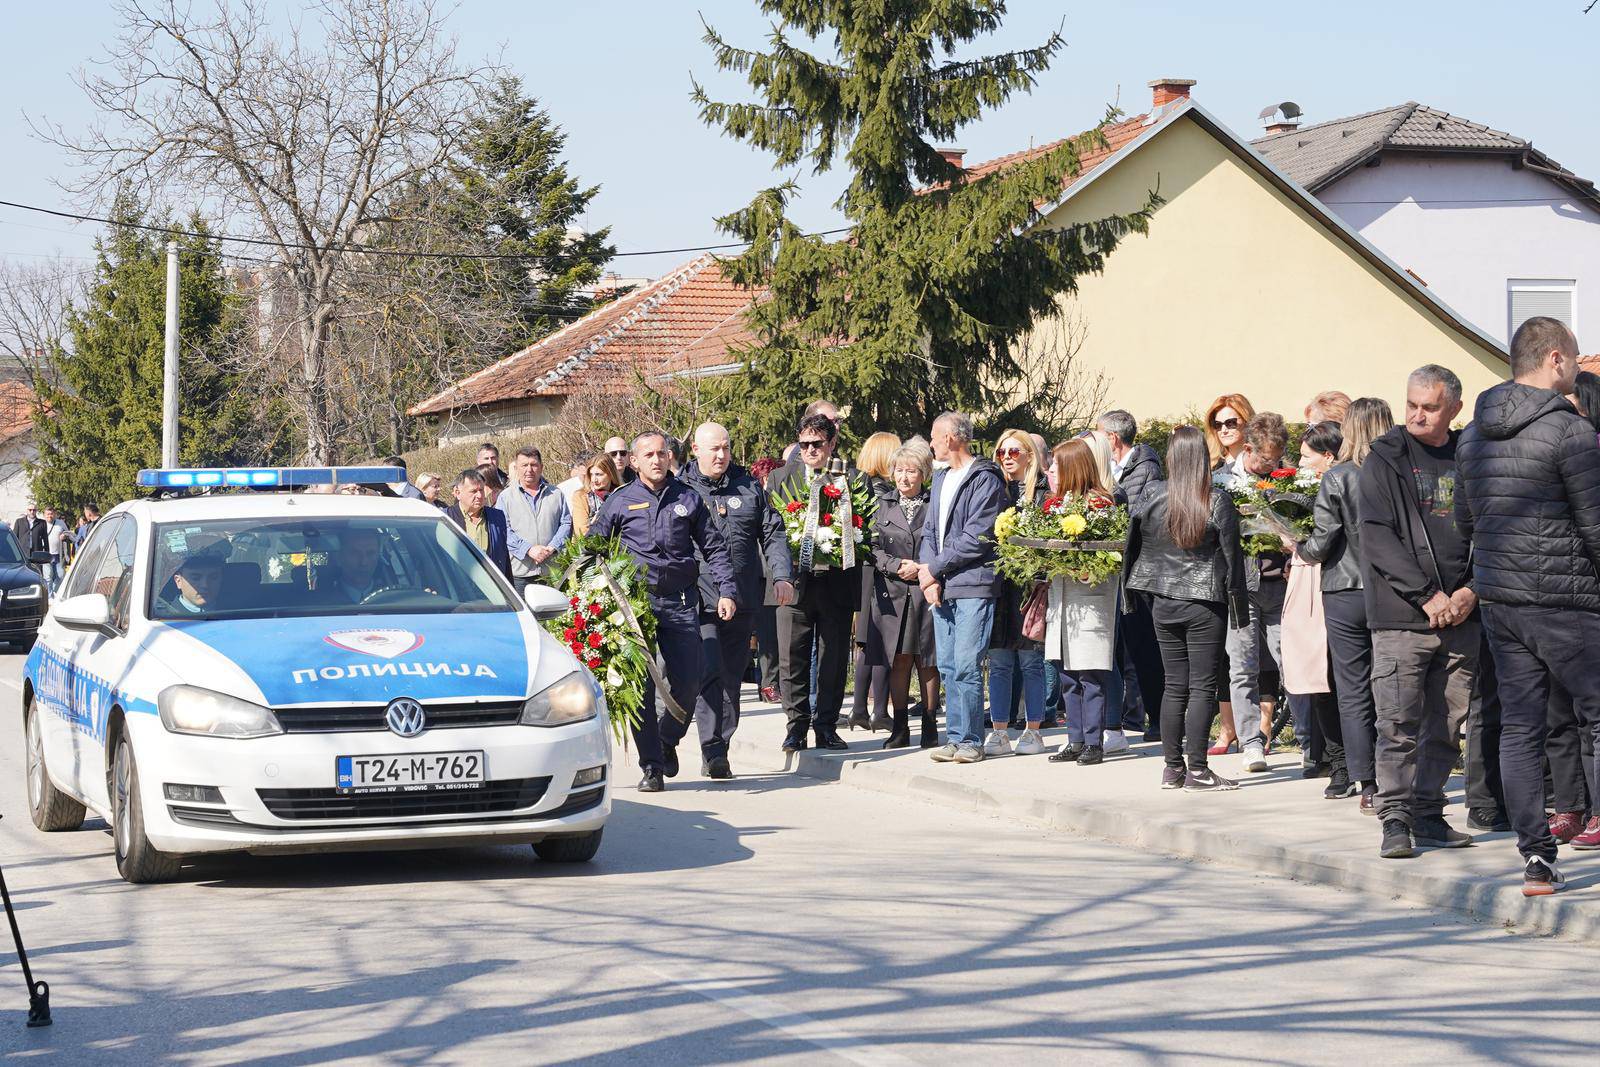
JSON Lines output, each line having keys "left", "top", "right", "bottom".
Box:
{"left": 30, "top": 197, "right": 281, "bottom": 513}
{"left": 695, "top": 1, "right": 1154, "bottom": 445}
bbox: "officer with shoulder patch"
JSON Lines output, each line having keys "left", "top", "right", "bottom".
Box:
{"left": 592, "top": 430, "right": 739, "bottom": 792}
{"left": 674, "top": 421, "right": 795, "bottom": 779}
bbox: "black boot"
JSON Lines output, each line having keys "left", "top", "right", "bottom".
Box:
{"left": 847, "top": 709, "right": 871, "bottom": 731}
{"left": 918, "top": 705, "right": 939, "bottom": 748}
{"left": 883, "top": 705, "right": 911, "bottom": 748}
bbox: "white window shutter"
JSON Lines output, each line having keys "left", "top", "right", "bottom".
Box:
{"left": 1508, "top": 282, "right": 1575, "bottom": 338}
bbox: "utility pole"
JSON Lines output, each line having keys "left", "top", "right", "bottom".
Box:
{"left": 161, "top": 240, "right": 179, "bottom": 467}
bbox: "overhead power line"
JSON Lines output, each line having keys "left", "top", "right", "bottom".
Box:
{"left": 0, "top": 197, "right": 852, "bottom": 261}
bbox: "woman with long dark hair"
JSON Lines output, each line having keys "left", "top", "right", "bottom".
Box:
{"left": 1297, "top": 399, "right": 1391, "bottom": 813}
{"left": 1126, "top": 425, "right": 1249, "bottom": 790}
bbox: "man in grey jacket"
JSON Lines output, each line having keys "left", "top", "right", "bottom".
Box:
{"left": 500, "top": 445, "right": 572, "bottom": 593}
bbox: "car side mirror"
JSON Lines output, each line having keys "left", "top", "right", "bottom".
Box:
{"left": 521, "top": 583, "right": 571, "bottom": 621}
{"left": 53, "top": 593, "right": 112, "bottom": 633}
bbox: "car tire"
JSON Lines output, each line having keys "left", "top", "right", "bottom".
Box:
{"left": 532, "top": 828, "right": 603, "bottom": 863}
{"left": 24, "top": 698, "right": 85, "bottom": 832}
{"left": 111, "top": 734, "right": 181, "bottom": 884}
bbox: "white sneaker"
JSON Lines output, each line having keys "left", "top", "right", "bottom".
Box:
{"left": 929, "top": 743, "right": 959, "bottom": 763}
{"left": 954, "top": 741, "right": 986, "bottom": 763}
{"left": 1243, "top": 741, "right": 1269, "bottom": 772}
{"left": 1102, "top": 729, "right": 1129, "bottom": 754}
{"left": 1013, "top": 728, "right": 1046, "bottom": 756}
{"left": 982, "top": 729, "right": 1013, "bottom": 757}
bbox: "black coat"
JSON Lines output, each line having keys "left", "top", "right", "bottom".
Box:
{"left": 1116, "top": 443, "right": 1163, "bottom": 508}
{"left": 1125, "top": 483, "right": 1249, "bottom": 626}
{"left": 12, "top": 517, "right": 44, "bottom": 555}
{"left": 1457, "top": 380, "right": 1600, "bottom": 611}
{"left": 854, "top": 476, "right": 896, "bottom": 657}
{"left": 1358, "top": 427, "right": 1468, "bottom": 631}
{"left": 990, "top": 478, "right": 1046, "bottom": 650}
{"left": 1297, "top": 461, "right": 1363, "bottom": 592}
{"left": 680, "top": 460, "right": 793, "bottom": 614}
{"left": 867, "top": 491, "right": 935, "bottom": 663}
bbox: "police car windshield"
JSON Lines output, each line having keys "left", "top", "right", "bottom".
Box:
{"left": 148, "top": 516, "right": 517, "bottom": 621}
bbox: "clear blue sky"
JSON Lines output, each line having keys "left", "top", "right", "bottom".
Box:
{"left": 3, "top": 1, "right": 1597, "bottom": 280}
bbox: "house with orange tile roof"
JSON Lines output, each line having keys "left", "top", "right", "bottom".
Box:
{"left": 0, "top": 380, "right": 40, "bottom": 521}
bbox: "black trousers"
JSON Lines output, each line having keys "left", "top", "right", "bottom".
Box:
{"left": 1546, "top": 680, "right": 1594, "bottom": 814}
{"left": 634, "top": 591, "right": 705, "bottom": 774}
{"left": 1481, "top": 604, "right": 1600, "bottom": 862}
{"left": 755, "top": 604, "right": 781, "bottom": 692}
{"left": 778, "top": 569, "right": 855, "bottom": 733}
{"left": 1151, "top": 595, "right": 1226, "bottom": 772}
{"left": 1122, "top": 596, "right": 1165, "bottom": 734}
{"left": 1465, "top": 626, "right": 1506, "bottom": 813}
{"left": 661, "top": 609, "right": 757, "bottom": 760}
{"left": 1323, "top": 589, "right": 1376, "bottom": 783}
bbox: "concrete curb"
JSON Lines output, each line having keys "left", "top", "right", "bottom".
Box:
{"left": 727, "top": 730, "right": 1600, "bottom": 943}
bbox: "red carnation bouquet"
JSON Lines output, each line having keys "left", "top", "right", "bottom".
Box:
{"left": 1229, "top": 466, "right": 1320, "bottom": 555}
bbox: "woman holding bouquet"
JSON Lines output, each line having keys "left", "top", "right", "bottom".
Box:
{"left": 985, "top": 429, "right": 1050, "bottom": 756}
{"left": 1127, "top": 425, "right": 1250, "bottom": 791}
{"left": 1043, "top": 439, "right": 1123, "bottom": 766}
{"left": 868, "top": 439, "right": 941, "bottom": 748}
{"left": 1296, "top": 399, "right": 1393, "bottom": 813}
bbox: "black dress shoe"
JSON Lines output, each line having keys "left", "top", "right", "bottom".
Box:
{"left": 1143, "top": 730, "right": 1162, "bottom": 743}
{"left": 782, "top": 730, "right": 808, "bottom": 753}
{"left": 869, "top": 712, "right": 893, "bottom": 732}
{"left": 703, "top": 756, "right": 733, "bottom": 779}
{"left": 663, "top": 747, "right": 680, "bottom": 779}
{"left": 815, "top": 728, "right": 849, "bottom": 750}
{"left": 1076, "top": 745, "right": 1104, "bottom": 766}
{"left": 638, "top": 770, "right": 665, "bottom": 792}
{"left": 1049, "top": 743, "right": 1086, "bottom": 763}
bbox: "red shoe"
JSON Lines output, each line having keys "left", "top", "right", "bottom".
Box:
{"left": 1571, "top": 815, "right": 1600, "bottom": 850}
{"left": 1548, "top": 810, "right": 1585, "bottom": 844}
{"left": 1206, "top": 740, "right": 1238, "bottom": 756}
{"left": 759, "top": 686, "right": 780, "bottom": 704}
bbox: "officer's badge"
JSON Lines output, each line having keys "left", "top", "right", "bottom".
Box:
{"left": 673, "top": 503, "right": 689, "bottom": 517}
{"left": 727, "top": 498, "right": 742, "bottom": 510}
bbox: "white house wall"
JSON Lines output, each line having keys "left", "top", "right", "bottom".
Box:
{"left": 0, "top": 433, "right": 34, "bottom": 525}
{"left": 1319, "top": 155, "right": 1600, "bottom": 345}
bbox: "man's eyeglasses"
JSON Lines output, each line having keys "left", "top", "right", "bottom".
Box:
{"left": 796, "top": 439, "right": 828, "bottom": 452}
{"left": 607, "top": 450, "right": 628, "bottom": 458}
{"left": 1212, "top": 417, "right": 1241, "bottom": 431}
{"left": 996, "top": 446, "right": 1027, "bottom": 458}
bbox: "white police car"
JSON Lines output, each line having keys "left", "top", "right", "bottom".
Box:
{"left": 20, "top": 467, "right": 611, "bottom": 883}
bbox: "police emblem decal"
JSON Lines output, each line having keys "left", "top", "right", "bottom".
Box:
{"left": 324, "top": 629, "right": 425, "bottom": 659}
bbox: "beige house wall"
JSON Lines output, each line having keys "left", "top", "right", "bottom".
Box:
{"left": 1024, "top": 116, "right": 1508, "bottom": 423}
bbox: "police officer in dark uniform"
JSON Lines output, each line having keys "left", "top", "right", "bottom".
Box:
{"left": 674, "top": 422, "right": 795, "bottom": 779}
{"left": 592, "top": 431, "right": 739, "bottom": 792}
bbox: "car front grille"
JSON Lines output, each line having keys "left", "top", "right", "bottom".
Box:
{"left": 257, "top": 777, "right": 551, "bottom": 821}
{"left": 272, "top": 700, "right": 525, "bottom": 733}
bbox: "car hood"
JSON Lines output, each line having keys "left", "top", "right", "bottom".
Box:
{"left": 0, "top": 563, "right": 41, "bottom": 588}
{"left": 146, "top": 611, "right": 537, "bottom": 707}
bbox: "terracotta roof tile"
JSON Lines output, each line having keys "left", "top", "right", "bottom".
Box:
{"left": 0, "top": 381, "right": 38, "bottom": 444}
{"left": 409, "top": 256, "right": 766, "bottom": 415}
{"left": 958, "top": 111, "right": 1153, "bottom": 194}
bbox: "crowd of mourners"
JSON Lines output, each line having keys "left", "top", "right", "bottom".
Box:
{"left": 397, "top": 314, "right": 1599, "bottom": 900}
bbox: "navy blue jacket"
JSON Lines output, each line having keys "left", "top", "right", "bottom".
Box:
{"left": 593, "top": 475, "right": 739, "bottom": 601}
{"left": 920, "top": 457, "right": 1009, "bottom": 599}
{"left": 444, "top": 504, "right": 513, "bottom": 581}
{"left": 680, "top": 460, "right": 793, "bottom": 613}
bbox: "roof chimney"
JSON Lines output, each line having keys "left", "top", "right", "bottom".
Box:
{"left": 937, "top": 147, "right": 966, "bottom": 170}
{"left": 1259, "top": 101, "right": 1304, "bottom": 134}
{"left": 1148, "top": 78, "right": 1196, "bottom": 108}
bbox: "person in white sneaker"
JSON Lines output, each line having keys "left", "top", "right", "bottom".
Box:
{"left": 985, "top": 429, "right": 1050, "bottom": 757}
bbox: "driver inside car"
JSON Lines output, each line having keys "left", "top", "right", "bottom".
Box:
{"left": 327, "top": 527, "right": 390, "bottom": 604}
{"left": 156, "top": 540, "right": 231, "bottom": 615}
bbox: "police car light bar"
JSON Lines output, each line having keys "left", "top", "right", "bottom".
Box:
{"left": 136, "top": 466, "right": 406, "bottom": 490}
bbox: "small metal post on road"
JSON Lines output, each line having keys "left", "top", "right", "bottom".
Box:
{"left": 161, "top": 240, "right": 180, "bottom": 468}
{"left": 0, "top": 817, "right": 50, "bottom": 1027}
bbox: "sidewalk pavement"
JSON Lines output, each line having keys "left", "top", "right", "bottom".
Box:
{"left": 705, "top": 689, "right": 1600, "bottom": 943}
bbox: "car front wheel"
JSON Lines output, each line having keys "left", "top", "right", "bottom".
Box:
{"left": 25, "top": 698, "right": 84, "bottom": 832}
{"left": 533, "top": 828, "right": 603, "bottom": 863}
{"left": 111, "top": 734, "right": 181, "bottom": 884}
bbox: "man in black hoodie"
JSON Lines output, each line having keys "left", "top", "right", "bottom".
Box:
{"left": 1359, "top": 365, "right": 1479, "bottom": 861}
{"left": 1457, "top": 316, "right": 1600, "bottom": 897}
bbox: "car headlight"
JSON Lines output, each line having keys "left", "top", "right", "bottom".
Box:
{"left": 519, "top": 671, "right": 599, "bottom": 727}
{"left": 158, "top": 685, "right": 283, "bottom": 739}
{"left": 9, "top": 584, "right": 43, "bottom": 602}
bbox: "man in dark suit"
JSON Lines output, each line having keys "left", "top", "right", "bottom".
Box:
{"left": 13, "top": 505, "right": 45, "bottom": 561}
{"left": 444, "top": 468, "right": 513, "bottom": 580}
{"left": 771, "top": 412, "right": 865, "bottom": 753}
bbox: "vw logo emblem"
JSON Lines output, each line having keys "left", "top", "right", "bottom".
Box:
{"left": 385, "top": 698, "right": 426, "bottom": 738}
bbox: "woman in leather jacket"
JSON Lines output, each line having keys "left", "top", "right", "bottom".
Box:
{"left": 1296, "top": 399, "right": 1393, "bottom": 813}
{"left": 1127, "top": 425, "right": 1249, "bottom": 791}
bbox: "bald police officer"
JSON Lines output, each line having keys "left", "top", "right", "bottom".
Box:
{"left": 673, "top": 422, "right": 795, "bottom": 779}
{"left": 592, "top": 431, "right": 739, "bottom": 792}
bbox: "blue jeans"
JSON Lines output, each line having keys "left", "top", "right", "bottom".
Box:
{"left": 1063, "top": 669, "right": 1113, "bottom": 746}
{"left": 988, "top": 647, "right": 1045, "bottom": 726}
{"left": 934, "top": 597, "right": 995, "bottom": 747}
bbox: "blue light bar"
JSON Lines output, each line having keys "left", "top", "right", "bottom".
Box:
{"left": 137, "top": 466, "right": 406, "bottom": 490}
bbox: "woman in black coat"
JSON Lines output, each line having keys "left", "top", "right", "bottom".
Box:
{"left": 868, "top": 439, "right": 941, "bottom": 748}
{"left": 850, "top": 433, "right": 901, "bottom": 731}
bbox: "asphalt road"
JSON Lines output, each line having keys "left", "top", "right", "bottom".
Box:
{"left": 0, "top": 652, "right": 1593, "bottom": 1065}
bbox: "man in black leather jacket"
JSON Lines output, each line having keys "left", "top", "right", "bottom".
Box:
{"left": 1457, "top": 317, "right": 1600, "bottom": 896}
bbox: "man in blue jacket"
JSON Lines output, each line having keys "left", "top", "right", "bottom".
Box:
{"left": 919, "top": 411, "right": 1009, "bottom": 763}
{"left": 444, "top": 468, "right": 513, "bottom": 580}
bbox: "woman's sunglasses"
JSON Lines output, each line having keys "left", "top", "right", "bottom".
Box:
{"left": 996, "top": 446, "right": 1028, "bottom": 458}
{"left": 1212, "top": 417, "right": 1241, "bottom": 431}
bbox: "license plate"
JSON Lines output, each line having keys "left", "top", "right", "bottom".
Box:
{"left": 336, "top": 751, "right": 486, "bottom": 794}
